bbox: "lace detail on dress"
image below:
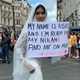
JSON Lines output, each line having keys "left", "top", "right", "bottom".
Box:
{"left": 15, "top": 33, "right": 27, "bottom": 60}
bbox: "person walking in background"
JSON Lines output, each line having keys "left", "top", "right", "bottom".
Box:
{"left": 0, "top": 34, "right": 3, "bottom": 60}
{"left": 1, "top": 32, "right": 10, "bottom": 64}
{"left": 77, "top": 34, "right": 80, "bottom": 57}
{"left": 13, "top": 35, "right": 19, "bottom": 46}
{"left": 72, "top": 32, "right": 79, "bottom": 59}
{"left": 5, "top": 27, "right": 11, "bottom": 35}
{"left": 68, "top": 34, "right": 72, "bottom": 58}
{"left": 70, "top": 32, "right": 73, "bottom": 40}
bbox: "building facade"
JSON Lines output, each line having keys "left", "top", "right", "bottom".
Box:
{"left": 57, "top": 0, "right": 62, "bottom": 22}
{"left": 13, "top": 0, "right": 31, "bottom": 34}
{"left": 0, "top": 0, "right": 13, "bottom": 32}
{"left": 59, "top": 0, "right": 80, "bottom": 27}
{"left": 0, "top": 0, "right": 31, "bottom": 35}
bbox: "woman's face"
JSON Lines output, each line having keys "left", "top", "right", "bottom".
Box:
{"left": 16, "top": 36, "right": 18, "bottom": 40}
{"left": 35, "top": 8, "right": 46, "bottom": 22}
{"left": 68, "top": 34, "right": 70, "bottom": 39}
{"left": 78, "top": 34, "right": 80, "bottom": 38}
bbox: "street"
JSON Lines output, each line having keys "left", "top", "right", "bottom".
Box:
{"left": 0, "top": 53, "right": 80, "bottom": 80}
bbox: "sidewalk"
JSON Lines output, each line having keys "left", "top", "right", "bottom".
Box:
{"left": 0, "top": 52, "right": 13, "bottom": 80}
{"left": 0, "top": 55, "right": 80, "bottom": 80}
{"left": 42, "top": 57, "right": 80, "bottom": 80}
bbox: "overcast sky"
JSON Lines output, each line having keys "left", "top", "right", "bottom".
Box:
{"left": 27, "top": 0, "right": 57, "bottom": 22}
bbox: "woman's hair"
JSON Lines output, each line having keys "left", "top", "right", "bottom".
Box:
{"left": 33, "top": 4, "right": 46, "bottom": 19}
{"left": 68, "top": 34, "right": 70, "bottom": 38}
{"left": 1, "top": 32, "right": 8, "bottom": 39}
{"left": 14, "top": 35, "right": 19, "bottom": 40}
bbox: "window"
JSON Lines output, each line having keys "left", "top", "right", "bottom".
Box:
{"left": 72, "top": 22, "right": 74, "bottom": 26}
{"left": 16, "top": 13, "right": 20, "bottom": 17}
{"left": 0, "top": 5, "right": 2, "bottom": 8}
{"left": 16, "top": 7, "right": 19, "bottom": 10}
{"left": 75, "top": 10, "right": 77, "bottom": 16}
{"left": 4, "top": 6, "right": 6, "bottom": 9}
{"left": 4, "top": 14, "right": 5, "bottom": 17}
{"left": 66, "top": 17, "right": 69, "bottom": 21}
{"left": 8, "top": 19, "right": 10, "bottom": 26}
{"left": 20, "top": 3, "right": 22, "bottom": 6}
{"left": 16, "top": 27, "right": 21, "bottom": 35}
{"left": 75, "top": 21, "right": 77, "bottom": 26}
{"left": 19, "top": 20, "right": 20, "bottom": 24}
{"left": 4, "top": 19, "right": 6, "bottom": 25}
{"left": 8, "top": 7, "right": 10, "bottom": 10}
{"left": 64, "top": 1, "right": 66, "bottom": 5}
{"left": 59, "top": 17, "right": 61, "bottom": 21}
{"left": 16, "top": 20, "right": 21, "bottom": 24}
{"left": 59, "top": 12, "right": 61, "bottom": 15}
{"left": 58, "top": 11, "right": 61, "bottom": 16}
{"left": 17, "top": 20, "right": 18, "bottom": 24}
{"left": 71, "top": 13, "right": 73, "bottom": 18}
{"left": 63, "top": 18, "right": 65, "bottom": 21}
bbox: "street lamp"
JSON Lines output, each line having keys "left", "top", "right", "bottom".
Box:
{"left": 12, "top": 0, "right": 15, "bottom": 36}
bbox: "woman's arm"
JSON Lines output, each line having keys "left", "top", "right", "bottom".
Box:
{"left": 15, "top": 33, "right": 35, "bottom": 73}
{"left": 15, "top": 33, "right": 27, "bottom": 61}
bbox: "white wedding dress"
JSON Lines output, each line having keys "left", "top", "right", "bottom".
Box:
{"left": 13, "top": 3, "right": 45, "bottom": 80}
{"left": 13, "top": 3, "right": 62, "bottom": 80}
{"left": 13, "top": 33, "right": 43, "bottom": 80}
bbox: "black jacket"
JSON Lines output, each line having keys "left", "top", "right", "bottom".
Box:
{"left": 1, "top": 38, "right": 11, "bottom": 47}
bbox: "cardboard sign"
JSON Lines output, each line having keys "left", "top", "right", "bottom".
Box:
{"left": 27, "top": 22, "right": 69, "bottom": 58}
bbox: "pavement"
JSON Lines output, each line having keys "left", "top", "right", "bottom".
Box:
{"left": 0, "top": 53, "right": 80, "bottom": 80}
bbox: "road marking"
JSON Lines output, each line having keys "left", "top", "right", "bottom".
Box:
{"left": 0, "top": 76, "right": 12, "bottom": 79}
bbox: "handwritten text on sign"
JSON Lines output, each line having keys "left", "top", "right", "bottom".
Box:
{"left": 27, "top": 22, "right": 69, "bottom": 58}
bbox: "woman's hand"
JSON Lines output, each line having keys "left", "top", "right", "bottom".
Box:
{"left": 23, "top": 60, "right": 35, "bottom": 73}
{"left": 30, "top": 69, "right": 35, "bottom": 73}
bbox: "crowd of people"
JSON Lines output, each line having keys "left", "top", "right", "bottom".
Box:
{"left": 0, "top": 27, "right": 18, "bottom": 64}
{"left": 67, "top": 32, "right": 80, "bottom": 59}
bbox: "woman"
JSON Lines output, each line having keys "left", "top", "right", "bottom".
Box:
{"left": 77, "top": 34, "right": 80, "bottom": 57}
{"left": 1, "top": 32, "right": 10, "bottom": 64}
{"left": 0, "top": 34, "right": 3, "bottom": 60}
{"left": 68, "top": 34, "right": 72, "bottom": 58}
{"left": 13, "top": 3, "right": 62, "bottom": 80}
{"left": 72, "top": 32, "right": 79, "bottom": 58}
{"left": 13, "top": 35, "right": 18, "bottom": 46}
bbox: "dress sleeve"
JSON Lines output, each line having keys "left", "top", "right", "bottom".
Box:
{"left": 15, "top": 33, "right": 35, "bottom": 71}
{"left": 15, "top": 33, "right": 27, "bottom": 61}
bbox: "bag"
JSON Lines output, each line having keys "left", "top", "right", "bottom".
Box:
{"left": 9, "top": 44, "right": 14, "bottom": 51}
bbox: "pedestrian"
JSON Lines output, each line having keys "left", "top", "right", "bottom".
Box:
{"left": 68, "top": 34, "right": 72, "bottom": 58}
{"left": 13, "top": 3, "right": 63, "bottom": 80}
{"left": 5, "top": 27, "right": 10, "bottom": 35}
{"left": 77, "top": 34, "right": 80, "bottom": 56}
{"left": 0, "top": 33, "right": 3, "bottom": 60}
{"left": 72, "top": 32, "right": 79, "bottom": 58}
{"left": 1, "top": 32, "right": 10, "bottom": 64}
{"left": 13, "top": 35, "right": 18, "bottom": 46}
